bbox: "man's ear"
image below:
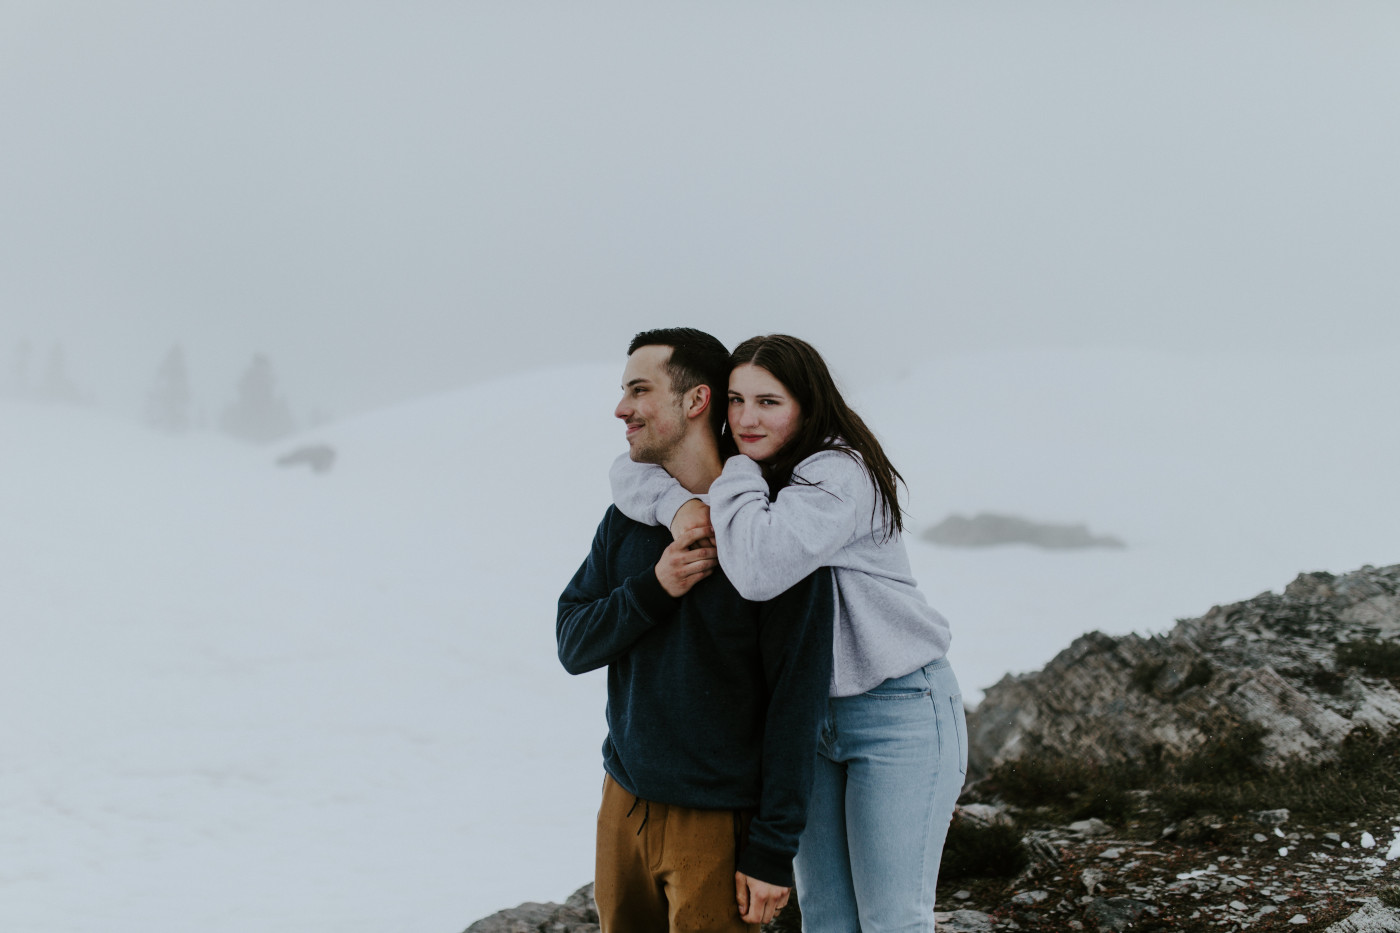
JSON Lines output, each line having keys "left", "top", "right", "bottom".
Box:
{"left": 684, "top": 384, "right": 712, "bottom": 421}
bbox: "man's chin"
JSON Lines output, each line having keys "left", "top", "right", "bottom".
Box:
{"left": 626, "top": 443, "right": 660, "bottom": 465}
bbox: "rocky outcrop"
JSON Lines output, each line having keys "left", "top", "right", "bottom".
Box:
{"left": 967, "top": 564, "right": 1400, "bottom": 780}
{"left": 463, "top": 884, "right": 800, "bottom": 933}
{"left": 463, "top": 885, "right": 598, "bottom": 933}
{"left": 1325, "top": 901, "right": 1400, "bottom": 933}
{"left": 275, "top": 443, "right": 336, "bottom": 474}
{"left": 938, "top": 802, "right": 1400, "bottom": 931}
{"left": 467, "top": 564, "right": 1400, "bottom": 932}
{"left": 921, "top": 512, "right": 1125, "bottom": 549}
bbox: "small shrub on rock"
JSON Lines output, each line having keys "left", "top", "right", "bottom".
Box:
{"left": 1336, "top": 638, "right": 1400, "bottom": 679}
{"left": 1174, "top": 723, "right": 1266, "bottom": 784}
{"left": 980, "top": 756, "right": 1137, "bottom": 823}
{"left": 940, "top": 818, "right": 1028, "bottom": 881}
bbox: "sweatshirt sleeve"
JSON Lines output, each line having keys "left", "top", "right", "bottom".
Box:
{"left": 735, "top": 567, "right": 836, "bottom": 887}
{"left": 708, "top": 451, "right": 868, "bottom": 601}
{"left": 608, "top": 452, "right": 706, "bottom": 529}
{"left": 556, "top": 511, "right": 681, "bottom": 674}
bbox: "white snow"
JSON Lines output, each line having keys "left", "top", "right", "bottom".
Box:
{"left": 1362, "top": 832, "right": 1377, "bottom": 849}
{"left": 4, "top": 348, "right": 1398, "bottom": 932}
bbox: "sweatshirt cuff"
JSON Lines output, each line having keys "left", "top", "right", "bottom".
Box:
{"left": 628, "top": 566, "right": 681, "bottom": 622}
{"left": 735, "top": 841, "right": 794, "bottom": 889}
{"left": 722, "top": 454, "right": 764, "bottom": 479}
{"left": 656, "top": 486, "right": 706, "bottom": 530}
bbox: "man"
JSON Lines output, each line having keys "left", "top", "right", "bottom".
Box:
{"left": 557, "top": 328, "right": 833, "bottom": 932}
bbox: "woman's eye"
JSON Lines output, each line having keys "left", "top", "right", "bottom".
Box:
{"left": 728, "top": 397, "right": 742, "bottom": 405}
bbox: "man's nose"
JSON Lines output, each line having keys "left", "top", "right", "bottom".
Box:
{"left": 615, "top": 398, "right": 630, "bottom": 420}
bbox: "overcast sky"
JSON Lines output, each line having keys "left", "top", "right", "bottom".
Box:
{"left": 4, "top": 1, "right": 1398, "bottom": 419}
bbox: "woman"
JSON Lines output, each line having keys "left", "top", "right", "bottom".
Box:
{"left": 610, "top": 334, "right": 966, "bottom": 932}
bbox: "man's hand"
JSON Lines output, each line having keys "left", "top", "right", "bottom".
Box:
{"left": 669, "top": 499, "right": 714, "bottom": 549}
{"left": 735, "top": 872, "right": 790, "bottom": 925}
{"left": 654, "top": 525, "right": 718, "bottom": 597}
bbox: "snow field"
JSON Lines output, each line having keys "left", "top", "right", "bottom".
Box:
{"left": 3, "top": 348, "right": 1398, "bottom": 932}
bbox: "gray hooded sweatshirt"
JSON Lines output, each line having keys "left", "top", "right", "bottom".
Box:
{"left": 610, "top": 448, "right": 951, "bottom": 697}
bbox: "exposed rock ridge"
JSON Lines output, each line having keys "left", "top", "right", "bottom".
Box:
{"left": 967, "top": 564, "right": 1400, "bottom": 780}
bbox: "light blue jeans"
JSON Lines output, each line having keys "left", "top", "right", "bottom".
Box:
{"left": 794, "top": 658, "right": 968, "bottom": 933}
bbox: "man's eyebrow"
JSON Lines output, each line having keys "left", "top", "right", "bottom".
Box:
{"left": 623, "top": 377, "right": 653, "bottom": 389}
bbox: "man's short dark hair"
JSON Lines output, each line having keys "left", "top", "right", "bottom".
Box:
{"left": 628, "top": 328, "right": 730, "bottom": 439}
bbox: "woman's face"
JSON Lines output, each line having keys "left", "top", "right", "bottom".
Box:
{"left": 728, "top": 363, "right": 802, "bottom": 463}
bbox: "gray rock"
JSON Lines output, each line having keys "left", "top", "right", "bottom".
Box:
{"left": 922, "top": 512, "right": 1126, "bottom": 550}
{"left": 1083, "top": 896, "right": 1154, "bottom": 932}
{"left": 1081, "top": 868, "right": 1107, "bottom": 895}
{"left": 463, "top": 900, "right": 563, "bottom": 933}
{"left": 959, "top": 803, "right": 1014, "bottom": 827}
{"left": 1069, "top": 818, "right": 1113, "bottom": 837}
{"left": 931, "top": 908, "right": 1009, "bottom": 932}
{"left": 275, "top": 443, "right": 336, "bottom": 474}
{"left": 1324, "top": 901, "right": 1400, "bottom": 933}
{"left": 463, "top": 885, "right": 597, "bottom": 933}
{"left": 1252, "top": 808, "right": 1291, "bottom": 826}
{"left": 966, "top": 564, "right": 1400, "bottom": 781}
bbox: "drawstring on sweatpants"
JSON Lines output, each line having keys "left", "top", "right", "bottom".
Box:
{"left": 626, "top": 794, "right": 650, "bottom": 836}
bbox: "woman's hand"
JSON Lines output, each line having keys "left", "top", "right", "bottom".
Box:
{"left": 669, "top": 498, "right": 714, "bottom": 550}
{"left": 735, "top": 872, "right": 790, "bottom": 925}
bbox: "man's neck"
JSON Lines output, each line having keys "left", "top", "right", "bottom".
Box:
{"left": 661, "top": 433, "right": 724, "bottom": 494}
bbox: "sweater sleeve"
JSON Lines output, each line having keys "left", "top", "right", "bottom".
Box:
{"left": 734, "top": 567, "right": 836, "bottom": 888}
{"left": 608, "top": 452, "right": 705, "bottom": 529}
{"left": 556, "top": 511, "right": 680, "bottom": 674}
{"left": 708, "top": 451, "right": 867, "bottom": 601}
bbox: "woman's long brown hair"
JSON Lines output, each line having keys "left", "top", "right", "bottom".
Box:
{"left": 728, "top": 334, "right": 905, "bottom": 539}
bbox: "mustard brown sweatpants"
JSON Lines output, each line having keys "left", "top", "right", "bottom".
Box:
{"left": 595, "top": 774, "right": 759, "bottom": 933}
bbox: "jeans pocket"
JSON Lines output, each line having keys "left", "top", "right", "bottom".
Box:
{"left": 949, "top": 693, "right": 968, "bottom": 775}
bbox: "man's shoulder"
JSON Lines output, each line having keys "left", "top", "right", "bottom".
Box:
{"left": 598, "top": 503, "right": 665, "bottom": 536}
{"left": 593, "top": 505, "right": 672, "bottom": 558}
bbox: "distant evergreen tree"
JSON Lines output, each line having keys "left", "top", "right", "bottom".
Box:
{"left": 39, "top": 342, "right": 83, "bottom": 404}
{"left": 220, "top": 353, "right": 296, "bottom": 444}
{"left": 145, "top": 344, "right": 191, "bottom": 434}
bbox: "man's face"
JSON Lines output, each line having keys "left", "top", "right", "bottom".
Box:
{"left": 615, "top": 345, "right": 688, "bottom": 464}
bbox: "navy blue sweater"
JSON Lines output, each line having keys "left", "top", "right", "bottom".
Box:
{"left": 557, "top": 506, "right": 834, "bottom": 888}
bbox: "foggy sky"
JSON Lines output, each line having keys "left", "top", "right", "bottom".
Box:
{"left": 4, "top": 2, "right": 1399, "bottom": 420}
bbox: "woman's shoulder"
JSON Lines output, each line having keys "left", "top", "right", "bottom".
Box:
{"left": 791, "top": 444, "right": 870, "bottom": 490}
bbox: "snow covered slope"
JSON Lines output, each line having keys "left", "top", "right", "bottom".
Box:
{"left": 3, "top": 349, "right": 1397, "bottom": 932}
